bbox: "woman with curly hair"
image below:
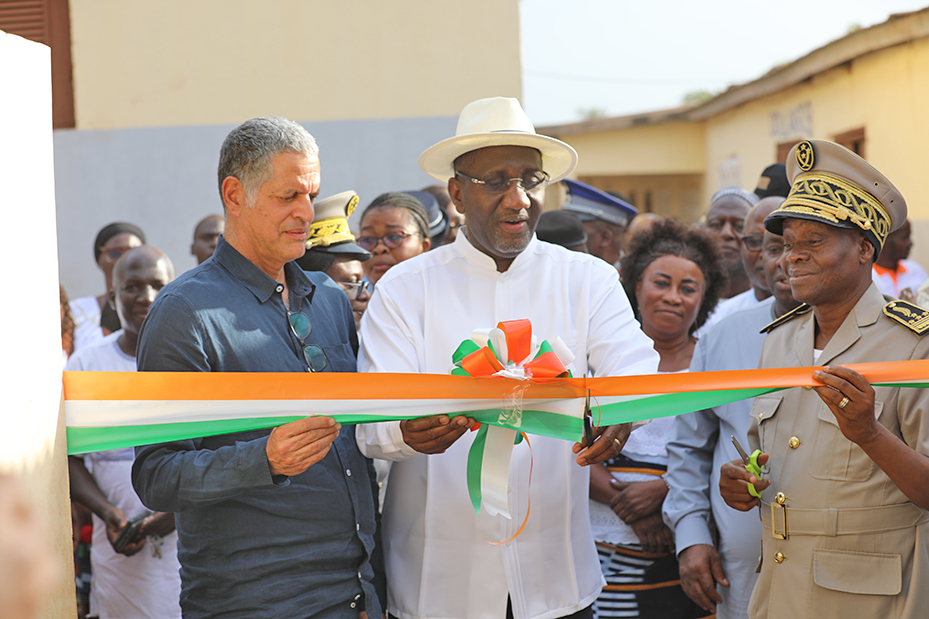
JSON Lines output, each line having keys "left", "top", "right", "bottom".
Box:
{"left": 589, "top": 217, "right": 725, "bottom": 619}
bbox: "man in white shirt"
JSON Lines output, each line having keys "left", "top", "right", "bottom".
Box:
{"left": 67, "top": 246, "right": 182, "bottom": 619}
{"left": 871, "top": 218, "right": 928, "bottom": 299}
{"left": 357, "top": 97, "right": 660, "bottom": 619}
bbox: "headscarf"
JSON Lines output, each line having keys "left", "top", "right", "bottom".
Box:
{"left": 93, "top": 222, "right": 146, "bottom": 262}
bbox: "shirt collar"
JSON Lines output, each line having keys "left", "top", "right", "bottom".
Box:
{"left": 213, "top": 236, "right": 316, "bottom": 303}
{"left": 873, "top": 261, "right": 907, "bottom": 279}
{"left": 454, "top": 228, "right": 540, "bottom": 273}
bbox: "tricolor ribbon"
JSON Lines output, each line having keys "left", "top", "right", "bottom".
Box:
{"left": 64, "top": 357, "right": 929, "bottom": 515}
{"left": 451, "top": 320, "right": 574, "bottom": 519}
{"left": 64, "top": 360, "right": 929, "bottom": 452}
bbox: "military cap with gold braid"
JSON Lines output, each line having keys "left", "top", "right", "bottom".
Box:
{"left": 305, "top": 190, "right": 371, "bottom": 260}
{"left": 764, "top": 140, "right": 906, "bottom": 257}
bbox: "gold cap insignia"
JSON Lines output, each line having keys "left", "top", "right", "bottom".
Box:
{"left": 346, "top": 195, "right": 359, "bottom": 217}
{"left": 765, "top": 140, "right": 905, "bottom": 256}
{"left": 796, "top": 141, "right": 815, "bottom": 172}
{"left": 306, "top": 218, "right": 354, "bottom": 248}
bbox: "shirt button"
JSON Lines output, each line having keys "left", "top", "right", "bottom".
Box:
{"left": 275, "top": 284, "right": 284, "bottom": 293}
{"left": 356, "top": 523, "right": 360, "bottom": 531}
{"left": 789, "top": 436, "right": 801, "bottom": 449}
{"left": 350, "top": 602, "right": 356, "bottom": 609}
{"left": 345, "top": 468, "right": 352, "bottom": 477}
{"left": 354, "top": 594, "right": 362, "bottom": 600}
{"left": 774, "top": 552, "right": 786, "bottom": 563}
{"left": 358, "top": 572, "right": 362, "bottom": 579}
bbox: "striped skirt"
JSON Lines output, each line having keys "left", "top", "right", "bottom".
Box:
{"left": 593, "top": 541, "right": 712, "bottom": 619}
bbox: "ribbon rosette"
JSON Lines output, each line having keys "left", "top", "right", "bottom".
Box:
{"left": 451, "top": 319, "right": 577, "bottom": 521}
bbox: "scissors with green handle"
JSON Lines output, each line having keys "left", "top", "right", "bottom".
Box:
{"left": 730, "top": 435, "right": 763, "bottom": 498}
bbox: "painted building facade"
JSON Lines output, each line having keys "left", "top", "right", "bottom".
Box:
{"left": 541, "top": 8, "right": 929, "bottom": 266}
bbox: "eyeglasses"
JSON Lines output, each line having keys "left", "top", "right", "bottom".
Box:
{"left": 455, "top": 170, "right": 550, "bottom": 195}
{"left": 287, "top": 311, "right": 328, "bottom": 372}
{"left": 337, "top": 280, "right": 372, "bottom": 300}
{"left": 740, "top": 234, "right": 764, "bottom": 251}
{"left": 356, "top": 231, "right": 420, "bottom": 251}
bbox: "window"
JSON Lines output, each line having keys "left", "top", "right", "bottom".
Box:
{"left": 833, "top": 127, "right": 865, "bottom": 159}
{"left": 777, "top": 140, "right": 801, "bottom": 163}
{"left": 0, "top": 0, "right": 74, "bottom": 128}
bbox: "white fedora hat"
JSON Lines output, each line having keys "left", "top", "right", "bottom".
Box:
{"left": 418, "top": 97, "right": 578, "bottom": 182}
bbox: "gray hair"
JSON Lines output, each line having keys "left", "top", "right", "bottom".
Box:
{"left": 217, "top": 117, "right": 319, "bottom": 206}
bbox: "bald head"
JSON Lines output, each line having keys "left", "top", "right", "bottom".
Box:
{"left": 112, "top": 246, "right": 174, "bottom": 342}
{"left": 747, "top": 196, "right": 785, "bottom": 230}
{"left": 191, "top": 215, "right": 225, "bottom": 264}
{"left": 113, "top": 246, "right": 174, "bottom": 286}
{"left": 740, "top": 196, "right": 786, "bottom": 298}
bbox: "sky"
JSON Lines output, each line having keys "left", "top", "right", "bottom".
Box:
{"left": 520, "top": 0, "right": 929, "bottom": 127}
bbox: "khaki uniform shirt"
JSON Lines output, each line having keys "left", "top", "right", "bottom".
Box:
{"left": 747, "top": 283, "right": 929, "bottom": 618}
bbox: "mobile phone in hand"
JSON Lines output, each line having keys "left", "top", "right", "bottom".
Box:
{"left": 113, "top": 510, "right": 152, "bottom": 552}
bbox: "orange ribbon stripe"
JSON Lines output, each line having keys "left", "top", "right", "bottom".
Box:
{"left": 62, "top": 371, "right": 587, "bottom": 402}
{"left": 63, "top": 359, "right": 929, "bottom": 403}
{"left": 461, "top": 347, "right": 506, "bottom": 377}
{"left": 524, "top": 350, "right": 569, "bottom": 378}
{"left": 500, "top": 319, "right": 533, "bottom": 363}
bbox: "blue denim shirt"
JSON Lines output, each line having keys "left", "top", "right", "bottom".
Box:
{"left": 132, "top": 237, "right": 384, "bottom": 619}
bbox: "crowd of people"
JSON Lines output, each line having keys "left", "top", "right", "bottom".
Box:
{"left": 54, "top": 97, "right": 929, "bottom": 619}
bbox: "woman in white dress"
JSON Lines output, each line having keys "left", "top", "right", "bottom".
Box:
{"left": 590, "top": 218, "right": 725, "bottom": 619}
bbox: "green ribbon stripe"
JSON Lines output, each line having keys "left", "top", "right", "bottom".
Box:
{"left": 595, "top": 387, "right": 783, "bottom": 425}
{"left": 66, "top": 407, "right": 584, "bottom": 455}
{"left": 466, "top": 425, "right": 490, "bottom": 513}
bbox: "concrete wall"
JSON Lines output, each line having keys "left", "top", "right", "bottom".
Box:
{"left": 580, "top": 173, "right": 705, "bottom": 222}
{"left": 68, "top": 0, "right": 521, "bottom": 129}
{"left": 55, "top": 114, "right": 458, "bottom": 298}
{"left": 1, "top": 31, "right": 76, "bottom": 619}
{"left": 559, "top": 120, "right": 706, "bottom": 177}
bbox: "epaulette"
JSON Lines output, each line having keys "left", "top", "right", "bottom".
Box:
{"left": 883, "top": 300, "right": 929, "bottom": 335}
{"left": 760, "top": 304, "right": 812, "bottom": 334}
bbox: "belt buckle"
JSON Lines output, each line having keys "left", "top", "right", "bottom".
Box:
{"left": 771, "top": 502, "right": 788, "bottom": 540}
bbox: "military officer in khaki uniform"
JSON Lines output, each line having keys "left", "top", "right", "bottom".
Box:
{"left": 720, "top": 140, "right": 929, "bottom": 618}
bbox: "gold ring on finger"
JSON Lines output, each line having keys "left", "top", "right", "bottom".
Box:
{"left": 838, "top": 396, "right": 849, "bottom": 409}
{"left": 614, "top": 438, "right": 623, "bottom": 448}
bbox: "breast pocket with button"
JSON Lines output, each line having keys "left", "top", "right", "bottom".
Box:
{"left": 808, "top": 401, "right": 882, "bottom": 482}
{"left": 752, "top": 395, "right": 783, "bottom": 451}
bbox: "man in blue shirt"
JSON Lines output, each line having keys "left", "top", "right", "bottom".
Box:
{"left": 132, "top": 117, "right": 384, "bottom": 619}
{"left": 664, "top": 214, "right": 799, "bottom": 618}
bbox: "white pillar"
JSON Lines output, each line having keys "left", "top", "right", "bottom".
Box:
{"left": 0, "top": 29, "right": 76, "bottom": 618}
